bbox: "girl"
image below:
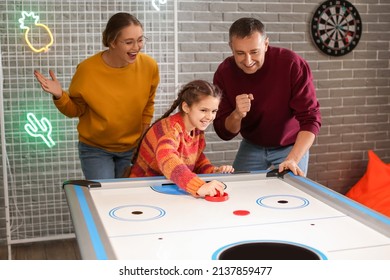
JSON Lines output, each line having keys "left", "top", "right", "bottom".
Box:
{"left": 129, "top": 80, "right": 234, "bottom": 198}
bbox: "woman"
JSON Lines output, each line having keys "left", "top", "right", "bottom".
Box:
{"left": 34, "top": 13, "right": 160, "bottom": 179}
{"left": 129, "top": 80, "right": 234, "bottom": 198}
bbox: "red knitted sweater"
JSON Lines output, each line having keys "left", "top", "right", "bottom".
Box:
{"left": 129, "top": 112, "right": 215, "bottom": 196}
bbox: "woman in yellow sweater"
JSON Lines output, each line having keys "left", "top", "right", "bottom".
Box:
{"left": 34, "top": 13, "right": 160, "bottom": 179}
{"left": 129, "top": 80, "right": 234, "bottom": 197}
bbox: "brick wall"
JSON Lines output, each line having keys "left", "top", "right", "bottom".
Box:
{"left": 176, "top": 0, "right": 390, "bottom": 194}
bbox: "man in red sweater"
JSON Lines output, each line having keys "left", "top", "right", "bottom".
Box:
{"left": 213, "top": 17, "right": 321, "bottom": 176}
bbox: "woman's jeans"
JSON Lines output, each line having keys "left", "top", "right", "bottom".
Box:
{"left": 233, "top": 139, "right": 309, "bottom": 175}
{"left": 78, "top": 141, "right": 134, "bottom": 180}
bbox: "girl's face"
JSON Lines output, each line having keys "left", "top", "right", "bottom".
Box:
{"left": 110, "top": 24, "right": 145, "bottom": 66}
{"left": 182, "top": 95, "right": 220, "bottom": 132}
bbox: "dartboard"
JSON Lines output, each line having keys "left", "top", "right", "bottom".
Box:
{"left": 310, "top": 0, "right": 362, "bottom": 56}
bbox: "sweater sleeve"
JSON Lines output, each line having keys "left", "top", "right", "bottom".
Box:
{"left": 54, "top": 62, "right": 89, "bottom": 118}
{"left": 155, "top": 133, "right": 206, "bottom": 197}
{"left": 213, "top": 62, "right": 240, "bottom": 141}
{"left": 194, "top": 152, "right": 215, "bottom": 174}
{"left": 53, "top": 90, "right": 87, "bottom": 118}
{"left": 290, "top": 59, "right": 321, "bottom": 135}
{"left": 193, "top": 133, "right": 215, "bottom": 174}
{"left": 142, "top": 60, "right": 160, "bottom": 125}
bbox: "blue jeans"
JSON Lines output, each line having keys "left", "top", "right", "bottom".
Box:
{"left": 78, "top": 142, "right": 134, "bottom": 180}
{"left": 233, "top": 139, "right": 309, "bottom": 175}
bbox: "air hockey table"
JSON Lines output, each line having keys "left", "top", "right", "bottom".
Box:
{"left": 63, "top": 170, "right": 390, "bottom": 260}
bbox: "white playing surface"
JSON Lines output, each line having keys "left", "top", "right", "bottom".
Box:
{"left": 88, "top": 176, "right": 390, "bottom": 260}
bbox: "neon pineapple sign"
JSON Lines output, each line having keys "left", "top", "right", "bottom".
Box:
{"left": 18, "top": 11, "right": 54, "bottom": 53}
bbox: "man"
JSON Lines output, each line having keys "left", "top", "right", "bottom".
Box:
{"left": 213, "top": 17, "right": 321, "bottom": 176}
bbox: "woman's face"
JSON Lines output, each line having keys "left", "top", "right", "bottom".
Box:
{"left": 182, "top": 95, "right": 220, "bottom": 132}
{"left": 110, "top": 24, "right": 145, "bottom": 65}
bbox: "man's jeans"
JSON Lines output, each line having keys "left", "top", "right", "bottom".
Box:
{"left": 233, "top": 139, "right": 309, "bottom": 175}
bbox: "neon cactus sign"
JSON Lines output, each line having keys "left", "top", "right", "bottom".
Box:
{"left": 24, "top": 113, "right": 55, "bottom": 148}
{"left": 18, "top": 11, "right": 54, "bottom": 53}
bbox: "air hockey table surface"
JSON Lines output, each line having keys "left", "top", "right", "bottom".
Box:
{"left": 63, "top": 171, "right": 390, "bottom": 260}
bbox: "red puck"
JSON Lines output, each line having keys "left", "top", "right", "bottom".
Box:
{"left": 205, "top": 192, "right": 229, "bottom": 202}
{"left": 233, "top": 210, "right": 250, "bottom": 216}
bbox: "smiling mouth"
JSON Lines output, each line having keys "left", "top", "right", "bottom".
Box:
{"left": 245, "top": 62, "right": 256, "bottom": 68}
{"left": 128, "top": 52, "right": 138, "bottom": 59}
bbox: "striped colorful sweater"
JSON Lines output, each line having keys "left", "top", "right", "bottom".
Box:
{"left": 129, "top": 112, "right": 215, "bottom": 196}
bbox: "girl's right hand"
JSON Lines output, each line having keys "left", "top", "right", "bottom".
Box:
{"left": 196, "top": 180, "right": 226, "bottom": 197}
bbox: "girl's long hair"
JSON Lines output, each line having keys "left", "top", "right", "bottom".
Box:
{"left": 123, "top": 80, "right": 221, "bottom": 177}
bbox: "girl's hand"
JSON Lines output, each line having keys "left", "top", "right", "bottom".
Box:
{"left": 196, "top": 180, "right": 226, "bottom": 197}
{"left": 214, "top": 165, "right": 235, "bottom": 173}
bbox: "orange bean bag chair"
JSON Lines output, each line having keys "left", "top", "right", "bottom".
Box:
{"left": 346, "top": 150, "right": 390, "bottom": 217}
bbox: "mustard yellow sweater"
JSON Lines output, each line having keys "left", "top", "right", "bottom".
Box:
{"left": 54, "top": 51, "right": 159, "bottom": 152}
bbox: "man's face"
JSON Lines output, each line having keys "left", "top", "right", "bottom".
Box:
{"left": 229, "top": 31, "right": 269, "bottom": 74}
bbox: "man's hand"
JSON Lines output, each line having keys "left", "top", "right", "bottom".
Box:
{"left": 278, "top": 159, "right": 305, "bottom": 177}
{"left": 234, "top": 93, "right": 254, "bottom": 118}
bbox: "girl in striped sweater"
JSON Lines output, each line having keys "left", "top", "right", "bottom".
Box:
{"left": 128, "top": 80, "right": 234, "bottom": 197}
